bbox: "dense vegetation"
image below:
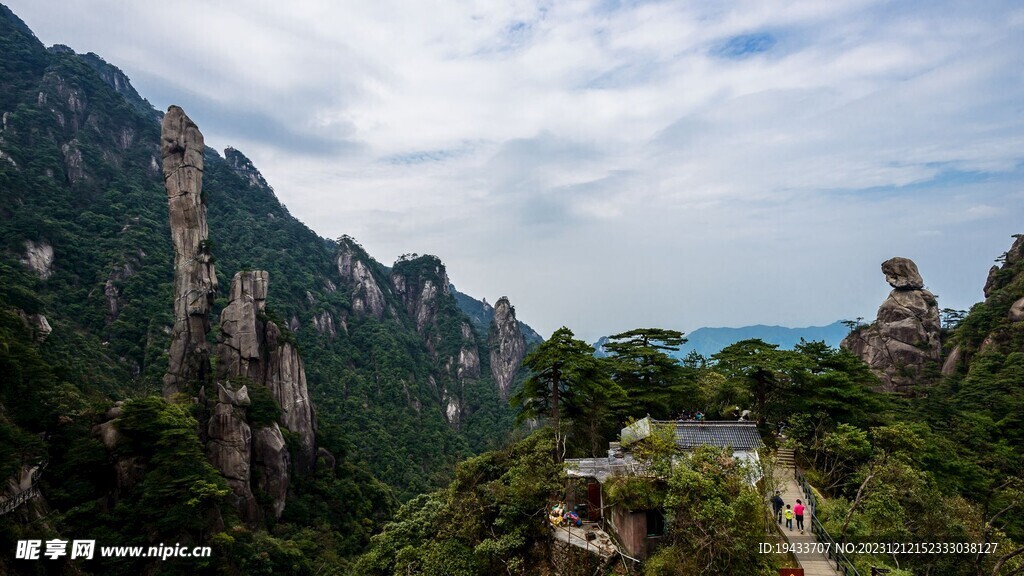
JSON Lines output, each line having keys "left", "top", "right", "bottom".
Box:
{"left": 2, "top": 3, "right": 1023, "bottom": 575}
{"left": 491, "top": 301, "right": 1024, "bottom": 575}
{"left": 0, "top": 5, "right": 520, "bottom": 574}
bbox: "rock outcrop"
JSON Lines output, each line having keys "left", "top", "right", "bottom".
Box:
{"left": 252, "top": 424, "right": 289, "bottom": 519}
{"left": 206, "top": 382, "right": 257, "bottom": 522}
{"left": 224, "top": 147, "right": 271, "bottom": 190}
{"left": 984, "top": 235, "right": 1024, "bottom": 300}
{"left": 216, "top": 271, "right": 317, "bottom": 478}
{"left": 945, "top": 234, "right": 1024, "bottom": 376}
{"left": 217, "top": 270, "right": 270, "bottom": 383}
{"left": 489, "top": 297, "right": 527, "bottom": 400}
{"left": 17, "top": 310, "right": 51, "bottom": 343}
{"left": 161, "top": 106, "right": 217, "bottom": 397}
{"left": 336, "top": 238, "right": 387, "bottom": 319}
{"left": 841, "top": 257, "right": 941, "bottom": 393}
{"left": 263, "top": 321, "right": 316, "bottom": 472}
{"left": 391, "top": 256, "right": 450, "bottom": 334}
{"left": 21, "top": 239, "right": 53, "bottom": 279}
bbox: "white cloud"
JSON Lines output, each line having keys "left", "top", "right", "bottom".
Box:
{"left": 9, "top": 0, "right": 1024, "bottom": 341}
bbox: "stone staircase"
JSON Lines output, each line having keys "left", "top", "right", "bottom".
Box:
{"left": 776, "top": 447, "right": 795, "bottom": 470}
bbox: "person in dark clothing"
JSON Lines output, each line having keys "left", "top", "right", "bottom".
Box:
{"left": 771, "top": 491, "right": 785, "bottom": 524}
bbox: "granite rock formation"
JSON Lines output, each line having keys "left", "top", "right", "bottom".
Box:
{"left": 206, "top": 382, "right": 257, "bottom": 522}
{"left": 489, "top": 297, "right": 527, "bottom": 400}
{"left": 841, "top": 257, "right": 941, "bottom": 393}
{"left": 21, "top": 239, "right": 53, "bottom": 279}
{"left": 336, "top": 238, "right": 387, "bottom": 319}
{"left": 216, "top": 271, "right": 317, "bottom": 478}
{"left": 161, "top": 106, "right": 216, "bottom": 397}
{"left": 944, "top": 234, "right": 1024, "bottom": 376}
{"left": 252, "top": 424, "right": 290, "bottom": 519}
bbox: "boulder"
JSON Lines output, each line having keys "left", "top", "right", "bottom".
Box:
{"left": 1009, "top": 297, "right": 1024, "bottom": 322}
{"left": 841, "top": 257, "right": 941, "bottom": 393}
{"left": 882, "top": 257, "right": 924, "bottom": 290}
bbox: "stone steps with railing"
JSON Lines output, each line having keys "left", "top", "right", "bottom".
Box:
{"left": 0, "top": 459, "right": 47, "bottom": 517}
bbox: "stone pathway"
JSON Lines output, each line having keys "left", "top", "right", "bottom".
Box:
{"left": 551, "top": 522, "right": 618, "bottom": 558}
{"left": 773, "top": 449, "right": 840, "bottom": 576}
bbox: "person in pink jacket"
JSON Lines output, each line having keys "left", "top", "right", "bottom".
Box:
{"left": 794, "top": 499, "right": 806, "bottom": 534}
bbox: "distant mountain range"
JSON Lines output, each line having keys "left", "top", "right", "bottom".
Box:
{"left": 593, "top": 321, "right": 851, "bottom": 359}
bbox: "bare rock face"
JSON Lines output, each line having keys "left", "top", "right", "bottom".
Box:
{"left": 1010, "top": 297, "right": 1024, "bottom": 322}
{"left": 162, "top": 106, "right": 217, "bottom": 397}
{"left": 217, "top": 270, "right": 269, "bottom": 382}
{"left": 216, "top": 271, "right": 317, "bottom": 478}
{"left": 337, "top": 239, "right": 387, "bottom": 319}
{"left": 251, "top": 424, "right": 289, "bottom": 519}
{"left": 841, "top": 257, "right": 941, "bottom": 393}
{"left": 390, "top": 255, "right": 450, "bottom": 334}
{"left": 264, "top": 321, "right": 316, "bottom": 473}
{"left": 941, "top": 345, "right": 963, "bottom": 377}
{"left": 312, "top": 310, "right": 338, "bottom": 337}
{"left": 489, "top": 297, "right": 526, "bottom": 400}
{"left": 882, "top": 257, "right": 924, "bottom": 290}
{"left": 206, "top": 390, "right": 257, "bottom": 522}
{"left": 17, "top": 310, "right": 51, "bottom": 343}
{"left": 21, "top": 239, "right": 54, "bottom": 279}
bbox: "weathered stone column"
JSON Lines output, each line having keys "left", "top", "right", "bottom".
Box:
{"left": 161, "top": 106, "right": 217, "bottom": 397}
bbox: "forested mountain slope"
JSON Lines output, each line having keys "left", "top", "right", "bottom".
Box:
{"left": 0, "top": 4, "right": 532, "bottom": 573}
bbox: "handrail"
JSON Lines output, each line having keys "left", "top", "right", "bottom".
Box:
{"left": 0, "top": 459, "right": 48, "bottom": 517}
{"left": 794, "top": 465, "right": 861, "bottom": 576}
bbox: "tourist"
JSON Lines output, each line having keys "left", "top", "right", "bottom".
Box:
{"left": 771, "top": 491, "right": 784, "bottom": 524}
{"left": 794, "top": 499, "right": 805, "bottom": 534}
{"left": 784, "top": 505, "right": 794, "bottom": 531}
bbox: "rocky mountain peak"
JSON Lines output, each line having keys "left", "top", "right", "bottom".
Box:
{"left": 225, "top": 146, "right": 271, "bottom": 190}
{"left": 391, "top": 255, "right": 450, "bottom": 332}
{"left": 841, "top": 256, "right": 941, "bottom": 393}
{"left": 489, "top": 296, "right": 526, "bottom": 400}
{"left": 336, "top": 236, "right": 387, "bottom": 319}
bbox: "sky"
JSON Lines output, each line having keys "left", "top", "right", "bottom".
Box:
{"left": 9, "top": 0, "right": 1024, "bottom": 342}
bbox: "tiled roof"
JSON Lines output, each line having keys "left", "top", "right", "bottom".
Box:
{"left": 662, "top": 421, "right": 763, "bottom": 451}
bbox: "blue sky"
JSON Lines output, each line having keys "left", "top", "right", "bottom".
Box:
{"left": 10, "top": 0, "right": 1024, "bottom": 342}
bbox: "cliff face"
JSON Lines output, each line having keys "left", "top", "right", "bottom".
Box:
{"left": 214, "top": 270, "right": 318, "bottom": 518}
{"left": 160, "top": 108, "right": 318, "bottom": 520}
{"left": 161, "top": 106, "right": 217, "bottom": 397}
{"left": 389, "top": 255, "right": 482, "bottom": 427}
{"left": 489, "top": 297, "right": 526, "bottom": 400}
{"left": 943, "top": 234, "right": 1024, "bottom": 375}
{"left": 841, "top": 257, "right": 941, "bottom": 393}
{"left": 336, "top": 237, "right": 387, "bottom": 319}
{"left": 391, "top": 256, "right": 450, "bottom": 335}
{"left": 206, "top": 382, "right": 257, "bottom": 521}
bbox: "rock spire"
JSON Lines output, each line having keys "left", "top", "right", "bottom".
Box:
{"left": 489, "top": 297, "right": 526, "bottom": 400}
{"left": 161, "top": 106, "right": 217, "bottom": 396}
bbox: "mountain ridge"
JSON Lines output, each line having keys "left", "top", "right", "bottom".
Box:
{"left": 593, "top": 320, "right": 850, "bottom": 358}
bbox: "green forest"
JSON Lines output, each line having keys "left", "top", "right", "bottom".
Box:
{"left": 1, "top": 2, "right": 1023, "bottom": 575}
